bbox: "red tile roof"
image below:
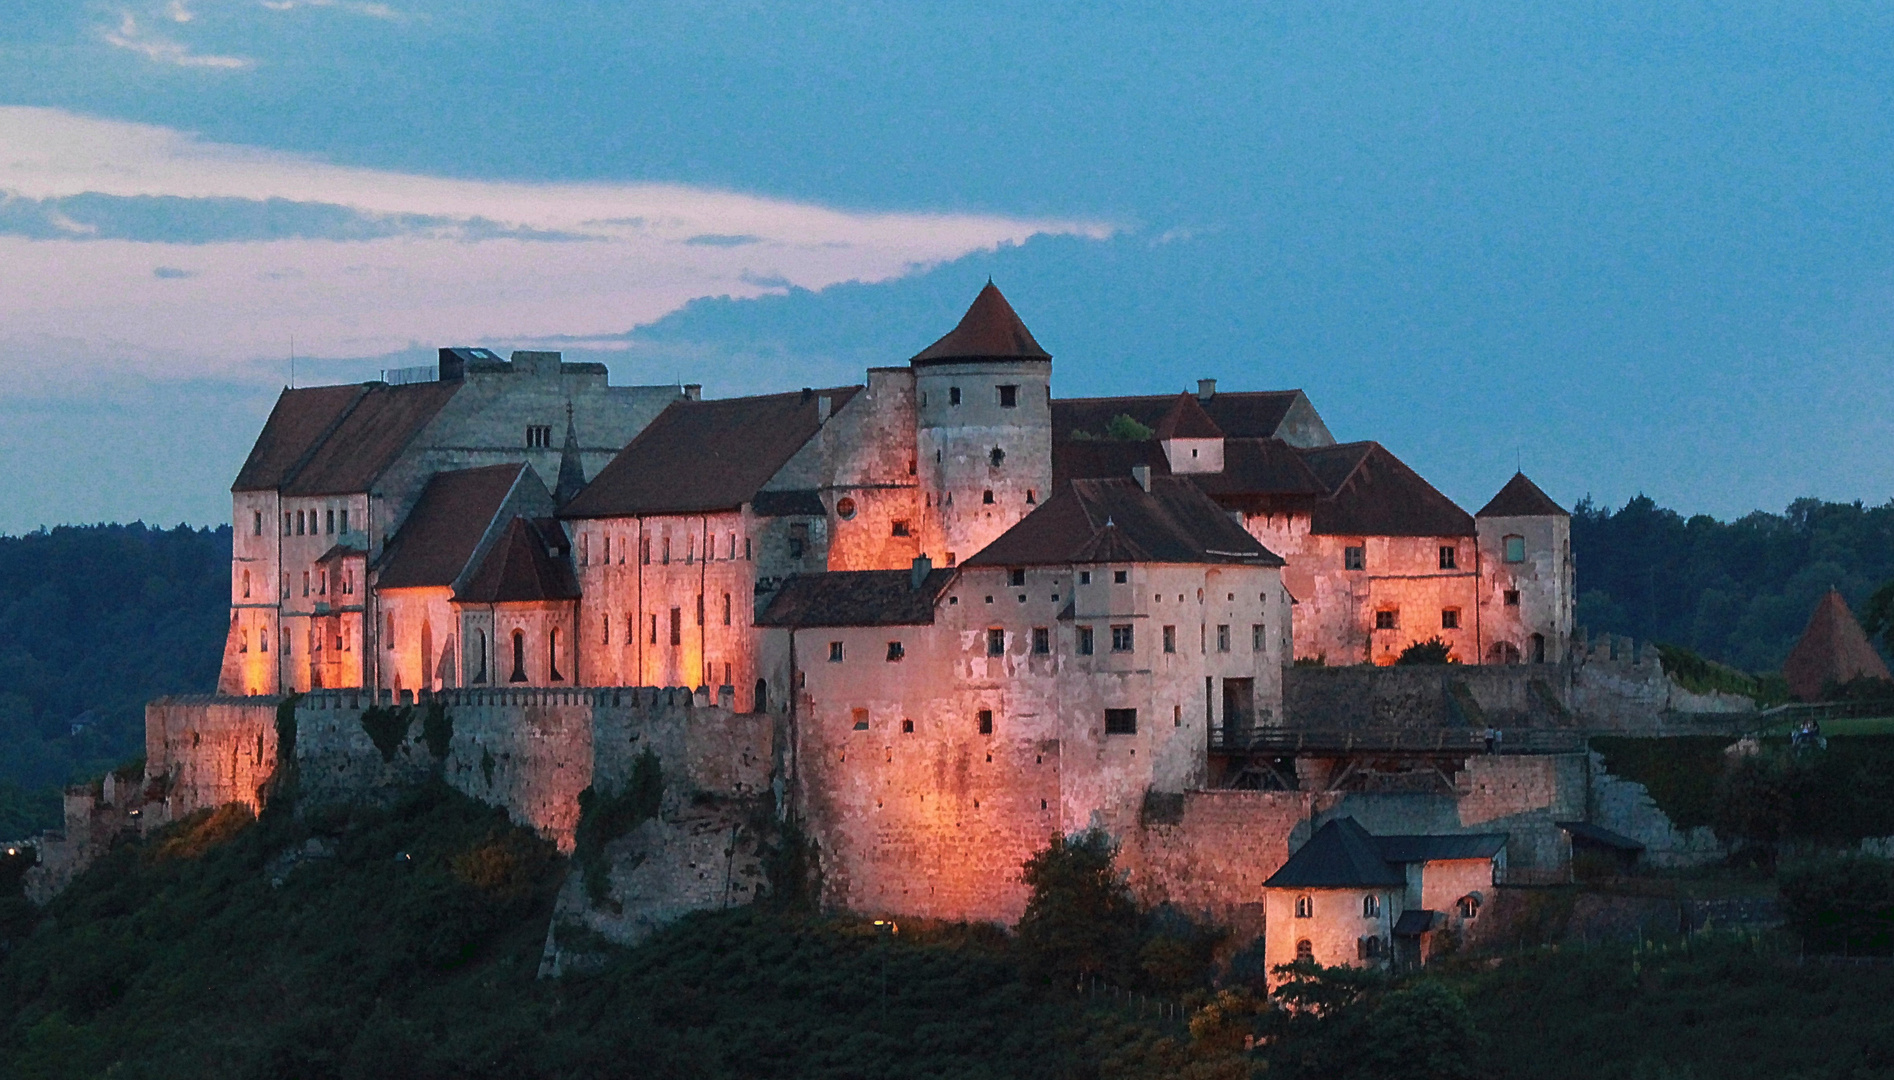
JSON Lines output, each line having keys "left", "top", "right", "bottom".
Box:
{"left": 375, "top": 464, "right": 532, "bottom": 590}
{"left": 965, "top": 476, "right": 1283, "bottom": 568}
{"left": 454, "top": 517, "right": 580, "bottom": 604}
{"left": 1477, "top": 472, "right": 1568, "bottom": 518}
{"left": 1152, "top": 392, "right": 1224, "bottom": 440}
{"left": 231, "top": 384, "right": 366, "bottom": 492}
{"left": 909, "top": 283, "right": 1050, "bottom": 365}
{"left": 282, "top": 381, "right": 461, "bottom": 496}
{"left": 755, "top": 567, "right": 958, "bottom": 628}
{"left": 1299, "top": 442, "right": 1474, "bottom": 538}
{"left": 1052, "top": 389, "right": 1309, "bottom": 442}
{"left": 1782, "top": 589, "right": 1893, "bottom": 701}
{"left": 560, "top": 387, "right": 860, "bottom": 518}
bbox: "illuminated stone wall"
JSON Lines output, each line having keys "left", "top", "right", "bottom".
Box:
{"left": 913, "top": 359, "right": 1053, "bottom": 567}
{"left": 146, "top": 695, "right": 283, "bottom": 815}
{"left": 1477, "top": 511, "right": 1573, "bottom": 665}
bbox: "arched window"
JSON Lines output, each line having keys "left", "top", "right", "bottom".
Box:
{"left": 1363, "top": 893, "right": 1381, "bottom": 918}
{"left": 241, "top": 570, "right": 251, "bottom": 598}
{"left": 1531, "top": 632, "right": 1546, "bottom": 664}
{"left": 1486, "top": 640, "right": 1521, "bottom": 665}
{"left": 754, "top": 679, "right": 768, "bottom": 714}
{"left": 1294, "top": 939, "right": 1313, "bottom": 964}
{"left": 1457, "top": 893, "right": 1482, "bottom": 919}
{"left": 549, "top": 628, "right": 563, "bottom": 681}
{"left": 1294, "top": 895, "right": 1313, "bottom": 919}
{"left": 472, "top": 630, "right": 487, "bottom": 683}
{"left": 239, "top": 628, "right": 249, "bottom": 653}
{"left": 509, "top": 629, "right": 527, "bottom": 683}
{"left": 1360, "top": 936, "right": 1383, "bottom": 959}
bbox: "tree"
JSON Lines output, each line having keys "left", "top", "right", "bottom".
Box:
{"left": 1780, "top": 855, "right": 1894, "bottom": 956}
{"left": 1862, "top": 578, "right": 1894, "bottom": 655}
{"left": 1015, "top": 828, "right": 1138, "bottom": 984}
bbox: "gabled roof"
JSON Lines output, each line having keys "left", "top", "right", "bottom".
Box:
{"left": 279, "top": 381, "right": 460, "bottom": 496}
{"left": 964, "top": 477, "right": 1283, "bottom": 568}
{"left": 1393, "top": 910, "right": 1445, "bottom": 937}
{"left": 375, "top": 464, "right": 530, "bottom": 590}
{"left": 1782, "top": 589, "right": 1893, "bottom": 701}
{"left": 755, "top": 568, "right": 958, "bottom": 628}
{"left": 1298, "top": 442, "right": 1475, "bottom": 538}
{"left": 1052, "top": 439, "right": 1164, "bottom": 489}
{"left": 454, "top": 517, "right": 580, "bottom": 604}
{"left": 1186, "top": 439, "right": 1329, "bottom": 500}
{"left": 1477, "top": 472, "right": 1568, "bottom": 518}
{"left": 1053, "top": 390, "right": 1311, "bottom": 442}
{"left": 233, "top": 384, "right": 366, "bottom": 492}
{"left": 909, "top": 283, "right": 1050, "bottom": 365}
{"left": 1153, "top": 393, "right": 1224, "bottom": 440}
{"left": 1264, "top": 818, "right": 1407, "bottom": 888}
{"left": 560, "top": 387, "right": 860, "bottom": 518}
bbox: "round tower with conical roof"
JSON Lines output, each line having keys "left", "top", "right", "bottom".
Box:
{"left": 910, "top": 283, "right": 1054, "bottom": 564}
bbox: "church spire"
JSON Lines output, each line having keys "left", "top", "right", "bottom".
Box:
{"left": 555, "top": 402, "right": 586, "bottom": 508}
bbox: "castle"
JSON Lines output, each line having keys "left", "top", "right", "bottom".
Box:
{"left": 114, "top": 283, "right": 1681, "bottom": 969}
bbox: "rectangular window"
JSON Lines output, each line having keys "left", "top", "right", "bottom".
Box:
{"left": 318, "top": 570, "right": 327, "bottom": 596}
{"left": 296, "top": 511, "right": 305, "bottom": 536}
{"left": 282, "top": 628, "right": 290, "bottom": 655}
{"left": 669, "top": 608, "right": 682, "bottom": 646}
{"left": 1442, "top": 608, "right": 1461, "bottom": 630}
{"left": 1111, "top": 624, "right": 1134, "bottom": 652}
{"left": 283, "top": 512, "right": 291, "bottom": 535}
{"left": 696, "top": 593, "right": 704, "bottom": 625}
{"left": 641, "top": 537, "right": 651, "bottom": 565}
{"left": 340, "top": 509, "right": 349, "bottom": 534}
{"left": 687, "top": 535, "right": 695, "bottom": 564}
{"left": 789, "top": 537, "right": 805, "bottom": 559}
{"left": 385, "top": 613, "right": 394, "bottom": 648}
{"left": 891, "top": 520, "right": 911, "bottom": 537}
{"left": 886, "top": 641, "right": 905, "bottom": 662}
{"left": 649, "top": 614, "right": 657, "bottom": 644}
{"left": 728, "top": 532, "right": 736, "bottom": 559}
{"left": 526, "top": 425, "right": 552, "bottom": 448}
{"left": 602, "top": 535, "right": 611, "bottom": 563}
{"left": 723, "top": 593, "right": 732, "bottom": 626}
{"left": 1078, "top": 626, "right": 1095, "bottom": 655}
{"left": 253, "top": 511, "right": 262, "bottom": 535}
{"left": 1104, "top": 708, "right": 1138, "bottom": 735}
{"left": 1217, "top": 625, "right": 1231, "bottom": 652}
{"left": 1504, "top": 589, "right": 1521, "bottom": 607}
{"left": 281, "top": 572, "right": 289, "bottom": 599}
{"left": 579, "top": 534, "right": 589, "bottom": 565}
{"left": 977, "top": 708, "right": 993, "bottom": 735}
{"left": 301, "top": 571, "right": 310, "bottom": 597}
{"left": 1079, "top": 571, "right": 1092, "bottom": 584}
{"left": 627, "top": 614, "right": 636, "bottom": 644}
{"left": 1344, "top": 545, "right": 1365, "bottom": 570}
{"left": 1375, "top": 609, "right": 1398, "bottom": 630}
{"left": 1163, "top": 625, "right": 1176, "bottom": 653}
{"left": 1032, "top": 627, "right": 1050, "bottom": 654}
{"left": 950, "top": 386, "right": 962, "bottom": 406}
{"left": 1113, "top": 569, "right": 1128, "bottom": 584}
{"left": 325, "top": 509, "right": 335, "bottom": 534}
{"left": 602, "top": 612, "right": 611, "bottom": 645}
{"left": 1252, "top": 624, "right": 1264, "bottom": 651}
{"left": 987, "top": 628, "right": 1005, "bottom": 656}
{"left": 998, "top": 384, "right": 1018, "bottom": 407}
{"left": 852, "top": 708, "right": 869, "bottom": 731}
{"left": 1009, "top": 568, "right": 1025, "bottom": 587}
{"left": 1504, "top": 535, "right": 1526, "bottom": 563}
{"left": 1438, "top": 545, "right": 1457, "bottom": 570}
{"left": 829, "top": 641, "right": 844, "bottom": 662}
{"left": 745, "top": 537, "right": 752, "bottom": 560}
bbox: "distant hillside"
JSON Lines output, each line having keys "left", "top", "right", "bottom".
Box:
{"left": 0, "top": 524, "right": 229, "bottom": 835}
{"left": 1573, "top": 496, "right": 1894, "bottom": 674}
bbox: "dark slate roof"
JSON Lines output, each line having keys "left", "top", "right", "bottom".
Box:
{"left": 279, "top": 381, "right": 461, "bottom": 497}
{"left": 232, "top": 384, "right": 365, "bottom": 492}
{"left": 1783, "top": 589, "right": 1894, "bottom": 701}
{"left": 1374, "top": 833, "right": 1507, "bottom": 863}
{"left": 1557, "top": 821, "right": 1646, "bottom": 852}
{"left": 1299, "top": 442, "right": 1475, "bottom": 538}
{"left": 1153, "top": 393, "right": 1224, "bottom": 440}
{"left": 1477, "top": 472, "right": 1569, "bottom": 518}
{"left": 554, "top": 409, "right": 587, "bottom": 508}
{"left": 1264, "top": 818, "right": 1407, "bottom": 888}
{"left": 1052, "top": 439, "right": 1165, "bottom": 489}
{"left": 909, "top": 283, "right": 1050, "bottom": 365}
{"left": 755, "top": 568, "right": 957, "bottom": 628}
{"left": 1188, "top": 439, "right": 1329, "bottom": 500}
{"left": 561, "top": 387, "right": 860, "bottom": 518}
{"left": 315, "top": 543, "right": 366, "bottom": 564}
{"left": 752, "top": 489, "right": 826, "bottom": 517}
{"left": 1053, "top": 390, "right": 1307, "bottom": 442}
{"left": 375, "top": 464, "right": 528, "bottom": 590}
{"left": 964, "top": 477, "right": 1283, "bottom": 568}
{"left": 1393, "top": 910, "right": 1445, "bottom": 937}
{"left": 455, "top": 517, "right": 580, "bottom": 604}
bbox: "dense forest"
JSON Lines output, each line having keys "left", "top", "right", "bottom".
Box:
{"left": 0, "top": 496, "right": 1888, "bottom": 836}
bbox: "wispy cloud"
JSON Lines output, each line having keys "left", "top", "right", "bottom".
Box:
{"left": 102, "top": 11, "right": 254, "bottom": 69}
{"left": 0, "top": 107, "right": 1111, "bottom": 382}
{"left": 257, "top": 0, "right": 404, "bottom": 20}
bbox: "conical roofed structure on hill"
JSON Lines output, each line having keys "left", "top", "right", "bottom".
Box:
{"left": 1783, "top": 588, "right": 1893, "bottom": 701}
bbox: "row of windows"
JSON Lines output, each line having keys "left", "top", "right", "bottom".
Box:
{"left": 928, "top": 487, "right": 1036, "bottom": 508}
{"left": 1343, "top": 538, "right": 1528, "bottom": 572}
{"left": 923, "top": 384, "right": 1027, "bottom": 409}
{"left": 578, "top": 532, "right": 753, "bottom": 567}
{"left": 1372, "top": 593, "right": 1523, "bottom": 633}
{"left": 272, "top": 507, "right": 350, "bottom": 537}
{"left": 1291, "top": 893, "right": 1482, "bottom": 920}
{"left": 826, "top": 622, "right": 1271, "bottom": 664}
{"left": 846, "top": 706, "right": 1141, "bottom": 738}
{"left": 590, "top": 595, "right": 737, "bottom": 646}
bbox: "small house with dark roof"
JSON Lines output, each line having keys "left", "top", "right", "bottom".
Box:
{"left": 756, "top": 473, "right": 1295, "bottom": 922}
{"left": 1264, "top": 817, "right": 1505, "bottom": 978}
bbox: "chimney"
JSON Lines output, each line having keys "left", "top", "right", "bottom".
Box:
{"left": 910, "top": 554, "right": 932, "bottom": 589}
{"left": 1197, "top": 378, "right": 1217, "bottom": 402}
{"left": 682, "top": 383, "right": 701, "bottom": 401}
{"left": 817, "top": 394, "right": 832, "bottom": 423}
{"left": 1132, "top": 464, "right": 1151, "bottom": 491}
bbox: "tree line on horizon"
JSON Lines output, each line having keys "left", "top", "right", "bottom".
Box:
{"left": 0, "top": 496, "right": 1888, "bottom": 835}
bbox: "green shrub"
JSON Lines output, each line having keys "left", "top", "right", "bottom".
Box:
{"left": 573, "top": 748, "right": 664, "bottom": 905}
{"left": 420, "top": 701, "right": 453, "bottom": 759}
{"left": 1656, "top": 643, "right": 1768, "bottom": 703}
{"left": 1593, "top": 736, "right": 1735, "bottom": 829}
{"left": 1397, "top": 637, "right": 1457, "bottom": 665}
{"left": 1015, "top": 828, "right": 1138, "bottom": 985}
{"left": 359, "top": 705, "right": 414, "bottom": 762}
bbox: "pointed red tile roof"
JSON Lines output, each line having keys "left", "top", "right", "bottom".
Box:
{"left": 1477, "top": 472, "right": 1568, "bottom": 517}
{"left": 454, "top": 517, "right": 580, "bottom": 604}
{"left": 1782, "top": 589, "right": 1893, "bottom": 701}
{"left": 909, "top": 282, "right": 1050, "bottom": 365}
{"left": 1153, "top": 392, "right": 1224, "bottom": 440}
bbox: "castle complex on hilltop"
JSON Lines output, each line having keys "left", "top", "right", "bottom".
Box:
{"left": 110, "top": 284, "right": 1668, "bottom": 969}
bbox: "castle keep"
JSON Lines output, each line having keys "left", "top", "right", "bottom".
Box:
{"left": 121, "top": 283, "right": 1673, "bottom": 969}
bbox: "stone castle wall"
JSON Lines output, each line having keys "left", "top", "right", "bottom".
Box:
{"left": 146, "top": 695, "right": 284, "bottom": 815}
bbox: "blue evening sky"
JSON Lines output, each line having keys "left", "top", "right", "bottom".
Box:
{"left": 1, "top": 1, "right": 1891, "bottom": 529}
